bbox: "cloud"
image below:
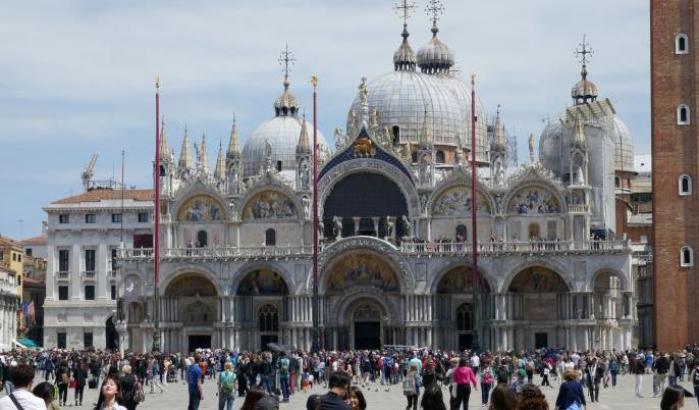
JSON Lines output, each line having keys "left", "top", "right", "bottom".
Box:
{"left": 0, "top": 0, "right": 650, "bottom": 237}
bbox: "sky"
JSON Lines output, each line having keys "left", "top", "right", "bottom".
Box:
{"left": 0, "top": 0, "right": 650, "bottom": 240}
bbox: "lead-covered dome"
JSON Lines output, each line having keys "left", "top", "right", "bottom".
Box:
{"left": 417, "top": 24, "right": 454, "bottom": 74}
{"left": 611, "top": 115, "right": 634, "bottom": 172}
{"left": 347, "top": 70, "right": 463, "bottom": 147}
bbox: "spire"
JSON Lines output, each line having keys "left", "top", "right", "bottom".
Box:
{"left": 358, "top": 77, "right": 370, "bottom": 129}
{"left": 159, "top": 118, "right": 170, "bottom": 160}
{"left": 419, "top": 107, "right": 434, "bottom": 145}
{"left": 296, "top": 112, "right": 311, "bottom": 154}
{"left": 417, "top": 0, "right": 453, "bottom": 74}
{"left": 199, "top": 133, "right": 210, "bottom": 175}
{"left": 214, "top": 140, "right": 226, "bottom": 180}
{"left": 227, "top": 113, "right": 240, "bottom": 158}
{"left": 393, "top": 0, "right": 417, "bottom": 71}
{"left": 492, "top": 105, "right": 507, "bottom": 152}
{"left": 178, "top": 125, "right": 192, "bottom": 169}
{"left": 425, "top": 0, "right": 444, "bottom": 38}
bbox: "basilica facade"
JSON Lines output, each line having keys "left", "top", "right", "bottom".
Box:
{"left": 117, "top": 11, "right": 637, "bottom": 354}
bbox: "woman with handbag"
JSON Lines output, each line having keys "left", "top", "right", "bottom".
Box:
{"left": 480, "top": 364, "right": 494, "bottom": 407}
{"left": 73, "top": 361, "right": 88, "bottom": 407}
{"left": 55, "top": 361, "right": 70, "bottom": 407}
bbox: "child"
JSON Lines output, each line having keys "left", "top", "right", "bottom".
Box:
{"left": 301, "top": 371, "right": 312, "bottom": 393}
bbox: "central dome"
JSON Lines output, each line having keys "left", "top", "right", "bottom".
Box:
{"left": 347, "top": 70, "right": 463, "bottom": 147}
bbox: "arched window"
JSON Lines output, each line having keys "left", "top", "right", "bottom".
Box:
{"left": 455, "top": 303, "right": 473, "bottom": 331}
{"left": 676, "top": 33, "right": 689, "bottom": 54}
{"left": 679, "top": 174, "right": 692, "bottom": 195}
{"left": 615, "top": 177, "right": 620, "bottom": 188}
{"left": 435, "top": 150, "right": 446, "bottom": 164}
{"left": 681, "top": 246, "right": 694, "bottom": 267}
{"left": 455, "top": 225, "right": 467, "bottom": 242}
{"left": 677, "top": 104, "right": 691, "bottom": 125}
{"left": 258, "top": 304, "right": 279, "bottom": 332}
{"left": 411, "top": 151, "right": 419, "bottom": 163}
{"left": 276, "top": 160, "right": 283, "bottom": 172}
{"left": 196, "top": 230, "right": 208, "bottom": 248}
{"left": 265, "top": 228, "right": 276, "bottom": 246}
{"left": 528, "top": 223, "right": 540, "bottom": 239}
{"left": 392, "top": 126, "right": 400, "bottom": 144}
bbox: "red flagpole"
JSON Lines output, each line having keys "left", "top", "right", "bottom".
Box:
{"left": 311, "top": 74, "right": 321, "bottom": 352}
{"left": 470, "top": 74, "right": 480, "bottom": 352}
{"left": 153, "top": 76, "right": 161, "bottom": 352}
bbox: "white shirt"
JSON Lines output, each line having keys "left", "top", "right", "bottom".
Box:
{"left": 0, "top": 388, "right": 48, "bottom": 410}
{"left": 470, "top": 355, "right": 480, "bottom": 368}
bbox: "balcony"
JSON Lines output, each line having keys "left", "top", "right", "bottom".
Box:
{"left": 57, "top": 271, "right": 70, "bottom": 280}
{"left": 118, "top": 239, "right": 629, "bottom": 262}
{"left": 82, "top": 270, "right": 96, "bottom": 280}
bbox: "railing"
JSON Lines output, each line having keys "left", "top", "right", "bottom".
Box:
{"left": 118, "top": 239, "right": 629, "bottom": 261}
{"left": 57, "top": 271, "right": 70, "bottom": 279}
{"left": 120, "top": 245, "right": 313, "bottom": 259}
{"left": 83, "top": 270, "right": 96, "bottom": 278}
{"left": 400, "top": 239, "right": 630, "bottom": 255}
{"left": 568, "top": 204, "right": 590, "bottom": 213}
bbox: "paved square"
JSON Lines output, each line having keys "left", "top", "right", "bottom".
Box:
{"left": 17, "top": 372, "right": 695, "bottom": 409}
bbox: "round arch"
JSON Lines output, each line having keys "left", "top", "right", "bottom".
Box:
{"left": 507, "top": 267, "right": 570, "bottom": 293}
{"left": 503, "top": 182, "right": 567, "bottom": 215}
{"left": 159, "top": 266, "right": 223, "bottom": 297}
{"left": 429, "top": 264, "right": 493, "bottom": 294}
{"left": 237, "top": 180, "right": 304, "bottom": 222}
{"left": 591, "top": 268, "right": 629, "bottom": 293}
{"left": 331, "top": 290, "right": 399, "bottom": 328}
{"left": 318, "top": 159, "right": 420, "bottom": 219}
{"left": 231, "top": 261, "right": 294, "bottom": 296}
{"left": 500, "top": 259, "right": 572, "bottom": 293}
{"left": 427, "top": 177, "right": 496, "bottom": 217}
{"left": 173, "top": 188, "right": 229, "bottom": 222}
{"left": 235, "top": 268, "right": 289, "bottom": 296}
{"left": 321, "top": 251, "right": 402, "bottom": 295}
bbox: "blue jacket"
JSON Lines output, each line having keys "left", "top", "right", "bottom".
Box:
{"left": 555, "top": 380, "right": 586, "bottom": 409}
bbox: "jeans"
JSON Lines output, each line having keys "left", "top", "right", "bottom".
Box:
{"left": 218, "top": 393, "right": 234, "bottom": 410}
{"left": 694, "top": 386, "right": 699, "bottom": 407}
{"left": 75, "top": 384, "right": 85, "bottom": 404}
{"left": 279, "top": 375, "right": 290, "bottom": 400}
{"left": 260, "top": 375, "right": 273, "bottom": 394}
{"left": 188, "top": 394, "right": 201, "bottom": 410}
{"left": 452, "top": 384, "right": 471, "bottom": 410}
{"left": 58, "top": 384, "right": 68, "bottom": 404}
{"left": 668, "top": 375, "right": 678, "bottom": 386}
{"left": 588, "top": 382, "right": 599, "bottom": 402}
{"left": 611, "top": 372, "right": 617, "bottom": 387}
{"left": 657, "top": 373, "right": 667, "bottom": 394}
{"left": 481, "top": 383, "right": 491, "bottom": 405}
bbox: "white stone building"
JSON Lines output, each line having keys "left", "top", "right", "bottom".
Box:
{"left": 113, "top": 10, "right": 638, "bottom": 354}
{"left": 42, "top": 190, "right": 153, "bottom": 349}
{"left": 0, "top": 266, "right": 19, "bottom": 350}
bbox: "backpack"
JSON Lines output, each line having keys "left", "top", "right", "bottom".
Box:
{"left": 402, "top": 375, "right": 416, "bottom": 396}
{"left": 220, "top": 371, "right": 235, "bottom": 395}
{"left": 279, "top": 358, "right": 290, "bottom": 376}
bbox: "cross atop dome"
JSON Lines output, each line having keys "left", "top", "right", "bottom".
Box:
{"left": 394, "top": 0, "right": 415, "bottom": 26}
{"left": 571, "top": 35, "right": 598, "bottom": 104}
{"left": 278, "top": 43, "right": 297, "bottom": 91}
{"left": 425, "top": 0, "right": 444, "bottom": 36}
{"left": 393, "top": 0, "right": 417, "bottom": 71}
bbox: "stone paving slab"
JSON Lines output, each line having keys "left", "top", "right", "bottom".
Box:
{"left": 7, "top": 373, "right": 696, "bottom": 409}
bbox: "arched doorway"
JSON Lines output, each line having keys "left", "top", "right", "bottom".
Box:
{"left": 165, "top": 274, "right": 218, "bottom": 353}
{"left": 324, "top": 252, "right": 402, "bottom": 350}
{"left": 322, "top": 172, "right": 409, "bottom": 240}
{"left": 105, "top": 317, "right": 119, "bottom": 351}
{"left": 435, "top": 266, "right": 491, "bottom": 350}
{"left": 236, "top": 269, "right": 289, "bottom": 350}
{"left": 507, "top": 267, "right": 569, "bottom": 349}
{"left": 593, "top": 271, "right": 625, "bottom": 350}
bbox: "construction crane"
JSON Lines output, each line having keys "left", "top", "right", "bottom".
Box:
{"left": 82, "top": 152, "right": 98, "bottom": 191}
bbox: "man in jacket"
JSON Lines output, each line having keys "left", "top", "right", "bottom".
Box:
{"left": 633, "top": 354, "right": 645, "bottom": 398}
{"left": 584, "top": 358, "right": 604, "bottom": 403}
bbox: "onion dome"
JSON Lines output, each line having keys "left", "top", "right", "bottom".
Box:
{"left": 416, "top": 22, "right": 454, "bottom": 74}
{"left": 571, "top": 65, "right": 598, "bottom": 104}
{"left": 274, "top": 76, "right": 300, "bottom": 116}
{"left": 393, "top": 24, "right": 417, "bottom": 71}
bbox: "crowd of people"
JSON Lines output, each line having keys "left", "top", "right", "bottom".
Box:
{"left": 0, "top": 345, "right": 697, "bottom": 410}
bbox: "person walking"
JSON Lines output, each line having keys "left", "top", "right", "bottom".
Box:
{"left": 403, "top": 364, "right": 421, "bottom": 410}
{"left": 633, "top": 353, "right": 645, "bottom": 398}
{"left": 217, "top": 362, "right": 236, "bottom": 410}
{"left": 277, "top": 352, "right": 291, "bottom": 403}
{"left": 72, "top": 361, "right": 88, "bottom": 407}
{"left": 584, "top": 358, "right": 603, "bottom": 403}
{"left": 55, "top": 361, "right": 70, "bottom": 407}
{"left": 555, "top": 370, "right": 586, "bottom": 410}
{"left": 479, "top": 363, "right": 494, "bottom": 407}
{"left": 608, "top": 357, "right": 619, "bottom": 388}
{"left": 690, "top": 360, "right": 699, "bottom": 408}
{"left": 452, "top": 358, "right": 478, "bottom": 410}
{"left": 186, "top": 356, "right": 203, "bottom": 410}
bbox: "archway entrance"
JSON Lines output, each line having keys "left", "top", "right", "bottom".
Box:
{"left": 127, "top": 302, "right": 144, "bottom": 352}
{"left": 105, "top": 317, "right": 119, "bottom": 351}
{"left": 236, "top": 269, "right": 289, "bottom": 350}
{"left": 324, "top": 251, "right": 402, "bottom": 350}
{"left": 165, "top": 274, "right": 218, "bottom": 353}
{"left": 352, "top": 302, "right": 383, "bottom": 349}
{"left": 507, "top": 267, "right": 569, "bottom": 349}
{"left": 435, "top": 266, "right": 491, "bottom": 350}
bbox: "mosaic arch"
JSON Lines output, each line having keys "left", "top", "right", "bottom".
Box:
{"left": 242, "top": 190, "right": 297, "bottom": 220}
{"left": 508, "top": 267, "right": 569, "bottom": 293}
{"left": 325, "top": 253, "right": 401, "bottom": 294}
{"left": 436, "top": 266, "right": 492, "bottom": 294}
{"left": 164, "top": 274, "right": 218, "bottom": 297}
{"left": 236, "top": 268, "right": 289, "bottom": 296}
{"left": 432, "top": 186, "right": 491, "bottom": 216}
{"left": 507, "top": 186, "right": 561, "bottom": 215}
{"left": 177, "top": 195, "right": 224, "bottom": 222}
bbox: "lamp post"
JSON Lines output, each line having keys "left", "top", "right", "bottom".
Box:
{"left": 311, "top": 74, "right": 321, "bottom": 353}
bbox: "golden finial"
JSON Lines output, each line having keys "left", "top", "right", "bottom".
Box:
{"left": 155, "top": 75, "right": 160, "bottom": 90}
{"left": 311, "top": 74, "right": 319, "bottom": 90}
